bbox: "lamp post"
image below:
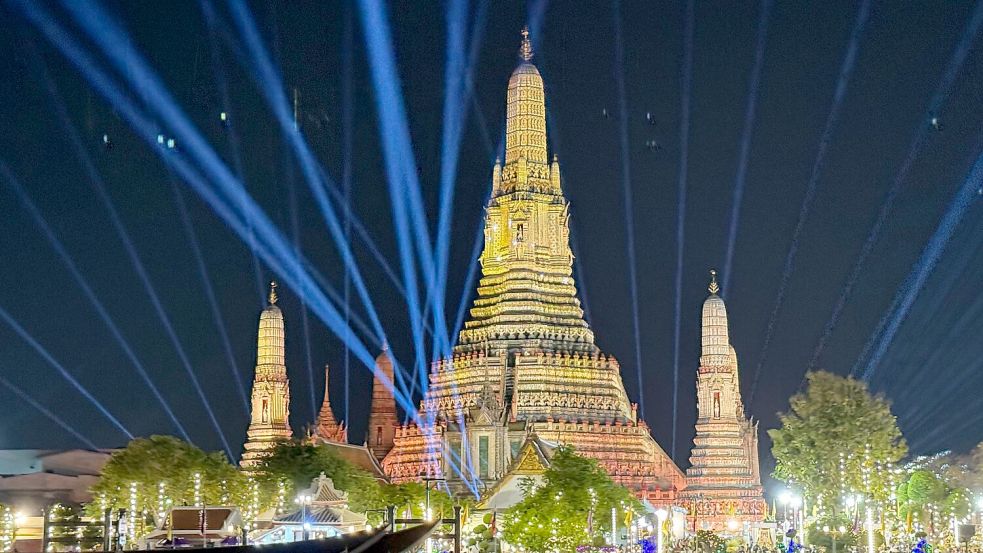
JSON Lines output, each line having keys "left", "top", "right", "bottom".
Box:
{"left": 655, "top": 509, "right": 668, "bottom": 553}
{"left": 295, "top": 493, "right": 313, "bottom": 541}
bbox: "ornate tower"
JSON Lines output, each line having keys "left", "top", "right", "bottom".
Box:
{"left": 382, "top": 29, "right": 684, "bottom": 503}
{"left": 314, "top": 364, "right": 347, "bottom": 444}
{"left": 367, "top": 346, "right": 398, "bottom": 461}
{"left": 241, "top": 282, "right": 293, "bottom": 469}
{"left": 680, "top": 270, "right": 765, "bottom": 532}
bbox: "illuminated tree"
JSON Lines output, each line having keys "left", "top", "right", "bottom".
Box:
{"left": 769, "top": 371, "right": 907, "bottom": 509}
{"left": 501, "top": 446, "right": 642, "bottom": 552}
{"left": 256, "top": 442, "right": 451, "bottom": 519}
{"left": 86, "top": 435, "right": 248, "bottom": 524}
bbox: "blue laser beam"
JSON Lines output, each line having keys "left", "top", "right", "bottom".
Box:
{"left": 722, "top": 0, "right": 773, "bottom": 296}
{"left": 809, "top": 0, "right": 983, "bottom": 371}
{"left": 859, "top": 139, "right": 983, "bottom": 382}
{"left": 612, "top": 0, "right": 645, "bottom": 420}
{"left": 671, "top": 0, "right": 695, "bottom": 462}
{"left": 357, "top": 0, "right": 442, "bottom": 404}
{"left": 0, "top": 298, "right": 133, "bottom": 440}
{"left": 342, "top": 0, "right": 354, "bottom": 425}
{"left": 0, "top": 372, "right": 98, "bottom": 450}
{"left": 223, "top": 1, "right": 393, "bottom": 351}
{"left": 171, "top": 179, "right": 250, "bottom": 415}
{"left": 2, "top": 161, "right": 190, "bottom": 442}
{"left": 18, "top": 0, "right": 473, "bottom": 492}
{"left": 199, "top": 0, "right": 265, "bottom": 307}
{"left": 433, "top": 0, "right": 470, "bottom": 364}
{"left": 748, "top": 0, "right": 872, "bottom": 408}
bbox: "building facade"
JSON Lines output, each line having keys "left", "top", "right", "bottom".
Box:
{"left": 379, "top": 29, "right": 684, "bottom": 503}
{"left": 678, "top": 271, "right": 766, "bottom": 531}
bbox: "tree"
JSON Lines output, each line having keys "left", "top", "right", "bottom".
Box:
{"left": 769, "top": 371, "right": 907, "bottom": 509}
{"left": 86, "top": 436, "right": 248, "bottom": 525}
{"left": 255, "top": 442, "right": 451, "bottom": 519}
{"left": 501, "top": 446, "right": 642, "bottom": 552}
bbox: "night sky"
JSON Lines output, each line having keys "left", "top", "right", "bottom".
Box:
{"left": 1, "top": 1, "right": 983, "bottom": 490}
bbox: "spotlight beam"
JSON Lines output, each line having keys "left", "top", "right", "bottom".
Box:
{"left": 671, "top": 0, "right": 695, "bottom": 462}
{"left": 2, "top": 163, "right": 190, "bottom": 442}
{"left": 722, "top": 0, "right": 773, "bottom": 296}
{"left": 433, "top": 0, "right": 470, "bottom": 363}
{"left": 171, "top": 180, "right": 250, "bottom": 415}
{"left": 859, "top": 137, "right": 983, "bottom": 382}
{"left": 612, "top": 0, "right": 646, "bottom": 420}
{"left": 199, "top": 0, "right": 266, "bottom": 307}
{"left": 808, "top": 0, "right": 983, "bottom": 372}
{"left": 0, "top": 300, "right": 133, "bottom": 440}
{"left": 0, "top": 373, "right": 98, "bottom": 450}
{"left": 357, "top": 0, "right": 443, "bottom": 403}
{"left": 12, "top": 1, "right": 467, "bottom": 485}
{"left": 223, "top": 1, "right": 393, "bottom": 353}
{"left": 748, "top": 0, "right": 873, "bottom": 408}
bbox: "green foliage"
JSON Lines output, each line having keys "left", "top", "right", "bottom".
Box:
{"left": 47, "top": 504, "right": 102, "bottom": 551}
{"left": 86, "top": 436, "right": 247, "bottom": 523}
{"left": 943, "top": 488, "right": 971, "bottom": 518}
{"left": 695, "top": 530, "right": 725, "bottom": 553}
{"left": 501, "top": 446, "right": 642, "bottom": 552}
{"left": 465, "top": 513, "right": 496, "bottom": 553}
{"left": 804, "top": 513, "right": 858, "bottom": 551}
{"left": 768, "top": 371, "right": 907, "bottom": 507}
{"left": 256, "top": 442, "right": 454, "bottom": 521}
{"left": 906, "top": 470, "right": 945, "bottom": 506}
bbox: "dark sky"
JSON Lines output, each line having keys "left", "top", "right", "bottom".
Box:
{"left": 1, "top": 0, "right": 982, "bottom": 489}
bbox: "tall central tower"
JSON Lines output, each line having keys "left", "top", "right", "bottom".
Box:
{"left": 241, "top": 282, "right": 293, "bottom": 469}
{"left": 382, "top": 29, "right": 684, "bottom": 502}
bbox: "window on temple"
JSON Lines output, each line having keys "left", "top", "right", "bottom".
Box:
{"left": 510, "top": 439, "right": 521, "bottom": 459}
{"left": 478, "top": 436, "right": 489, "bottom": 478}
{"left": 261, "top": 399, "right": 269, "bottom": 423}
{"left": 516, "top": 223, "right": 524, "bottom": 242}
{"left": 713, "top": 392, "right": 721, "bottom": 418}
{"left": 376, "top": 426, "right": 382, "bottom": 446}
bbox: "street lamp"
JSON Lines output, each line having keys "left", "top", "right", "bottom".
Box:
{"left": 655, "top": 509, "right": 668, "bottom": 553}
{"left": 295, "top": 494, "right": 313, "bottom": 541}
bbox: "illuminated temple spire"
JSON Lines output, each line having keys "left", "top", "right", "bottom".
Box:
{"left": 382, "top": 27, "right": 685, "bottom": 501}
{"left": 504, "top": 27, "right": 547, "bottom": 167}
{"left": 367, "top": 346, "right": 398, "bottom": 461}
{"left": 315, "top": 364, "right": 347, "bottom": 443}
{"left": 701, "top": 269, "right": 732, "bottom": 369}
{"left": 462, "top": 28, "right": 592, "bottom": 354}
{"left": 681, "top": 270, "right": 764, "bottom": 529}
{"left": 241, "top": 281, "right": 293, "bottom": 469}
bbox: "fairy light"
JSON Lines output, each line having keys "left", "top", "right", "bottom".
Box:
{"left": 220, "top": 480, "right": 229, "bottom": 505}
{"left": 128, "top": 482, "right": 138, "bottom": 545}
{"left": 193, "top": 472, "right": 202, "bottom": 507}
{"left": 157, "top": 482, "right": 167, "bottom": 523}
{"left": 276, "top": 480, "right": 286, "bottom": 514}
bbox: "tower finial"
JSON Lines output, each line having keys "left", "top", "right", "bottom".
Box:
{"left": 519, "top": 26, "right": 533, "bottom": 62}
{"left": 269, "top": 281, "right": 279, "bottom": 305}
{"left": 708, "top": 269, "right": 720, "bottom": 295}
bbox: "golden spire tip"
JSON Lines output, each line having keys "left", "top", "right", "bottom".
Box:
{"left": 268, "top": 281, "right": 279, "bottom": 305}
{"left": 708, "top": 269, "right": 719, "bottom": 295}
{"left": 519, "top": 26, "right": 533, "bottom": 62}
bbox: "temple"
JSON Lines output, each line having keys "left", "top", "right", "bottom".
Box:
{"left": 313, "top": 364, "right": 347, "bottom": 444}
{"left": 367, "top": 348, "right": 398, "bottom": 462}
{"left": 241, "top": 282, "right": 293, "bottom": 470}
{"left": 380, "top": 28, "right": 685, "bottom": 503}
{"left": 678, "top": 271, "right": 766, "bottom": 531}
{"left": 236, "top": 28, "right": 767, "bottom": 527}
